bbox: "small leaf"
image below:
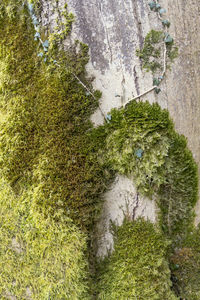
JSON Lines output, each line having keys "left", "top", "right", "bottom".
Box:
{"left": 37, "top": 52, "right": 44, "bottom": 57}
{"left": 135, "top": 149, "right": 143, "bottom": 158}
{"left": 106, "top": 114, "right": 112, "bottom": 121}
{"left": 159, "top": 8, "right": 166, "bottom": 15}
{"left": 155, "top": 87, "right": 161, "bottom": 94}
{"left": 43, "top": 40, "right": 49, "bottom": 48}
{"left": 148, "top": 2, "right": 156, "bottom": 10}
{"left": 164, "top": 34, "right": 173, "bottom": 44}
{"left": 34, "top": 32, "right": 40, "bottom": 39}
{"left": 32, "top": 16, "right": 39, "bottom": 26}
{"left": 153, "top": 78, "right": 160, "bottom": 86}
{"left": 162, "top": 19, "right": 171, "bottom": 27}
{"left": 155, "top": 3, "right": 161, "bottom": 10}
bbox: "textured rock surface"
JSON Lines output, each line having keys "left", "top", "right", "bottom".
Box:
{"left": 40, "top": 0, "right": 200, "bottom": 248}
{"left": 96, "top": 175, "right": 157, "bottom": 257}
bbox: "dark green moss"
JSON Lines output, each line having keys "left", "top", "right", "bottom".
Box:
{"left": 158, "top": 133, "right": 198, "bottom": 243}
{"left": 170, "top": 225, "right": 200, "bottom": 299}
{"left": 136, "top": 30, "right": 178, "bottom": 73}
{"left": 136, "top": 30, "right": 163, "bottom": 72}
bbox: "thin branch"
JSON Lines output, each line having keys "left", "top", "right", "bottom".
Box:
{"left": 72, "top": 72, "right": 96, "bottom": 99}
{"left": 72, "top": 73, "right": 107, "bottom": 121}
{"left": 125, "top": 24, "right": 168, "bottom": 104}
{"left": 161, "top": 41, "right": 167, "bottom": 78}
{"left": 124, "top": 86, "right": 157, "bottom": 106}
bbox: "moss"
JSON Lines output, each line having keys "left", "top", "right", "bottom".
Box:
{"left": 167, "top": 44, "right": 179, "bottom": 62}
{"left": 0, "top": 1, "right": 198, "bottom": 298}
{"left": 104, "top": 101, "right": 172, "bottom": 196}
{"left": 136, "top": 30, "right": 178, "bottom": 73}
{"left": 0, "top": 0, "right": 112, "bottom": 230}
{"left": 158, "top": 133, "right": 198, "bottom": 242}
{"left": 102, "top": 100, "right": 198, "bottom": 244}
{"left": 170, "top": 225, "right": 200, "bottom": 299}
{"left": 0, "top": 177, "right": 90, "bottom": 299}
{"left": 96, "top": 219, "right": 177, "bottom": 299}
{"left": 48, "top": 2, "right": 75, "bottom": 46}
{"left": 136, "top": 30, "right": 163, "bottom": 72}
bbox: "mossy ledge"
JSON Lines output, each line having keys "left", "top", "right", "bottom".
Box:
{"left": 0, "top": 0, "right": 199, "bottom": 299}
{"left": 96, "top": 219, "right": 177, "bottom": 299}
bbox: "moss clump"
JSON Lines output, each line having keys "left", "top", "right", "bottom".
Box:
{"left": 170, "top": 225, "right": 200, "bottom": 299}
{"left": 104, "top": 101, "right": 172, "bottom": 196}
{"left": 97, "top": 219, "right": 177, "bottom": 299}
{"left": 0, "top": 177, "right": 90, "bottom": 299}
{"left": 136, "top": 30, "right": 163, "bottom": 72}
{"left": 158, "top": 133, "right": 198, "bottom": 241}
{"left": 103, "top": 100, "right": 198, "bottom": 244}
{"left": 136, "top": 30, "right": 178, "bottom": 73}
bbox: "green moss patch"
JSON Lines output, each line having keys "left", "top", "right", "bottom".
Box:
{"left": 102, "top": 100, "right": 198, "bottom": 243}
{"left": 96, "top": 219, "right": 177, "bottom": 299}
{"left": 136, "top": 30, "right": 178, "bottom": 73}
{"left": 0, "top": 178, "right": 89, "bottom": 299}
{"left": 170, "top": 225, "right": 200, "bottom": 299}
{"left": 0, "top": 0, "right": 112, "bottom": 230}
{"left": 0, "top": 1, "right": 198, "bottom": 298}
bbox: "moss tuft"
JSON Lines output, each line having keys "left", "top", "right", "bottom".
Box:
{"left": 96, "top": 219, "right": 177, "bottom": 299}
{"left": 136, "top": 30, "right": 178, "bottom": 73}
{"left": 170, "top": 225, "right": 200, "bottom": 299}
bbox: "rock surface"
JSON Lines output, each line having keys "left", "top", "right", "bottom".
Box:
{"left": 40, "top": 0, "right": 200, "bottom": 254}
{"left": 96, "top": 175, "right": 157, "bottom": 257}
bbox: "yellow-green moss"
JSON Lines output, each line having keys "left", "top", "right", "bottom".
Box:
{"left": 0, "top": 1, "right": 199, "bottom": 298}
{"left": 96, "top": 219, "right": 177, "bottom": 299}
{"left": 0, "top": 1, "right": 110, "bottom": 297}
{"left": 0, "top": 0, "right": 112, "bottom": 230}
{"left": 0, "top": 177, "right": 90, "bottom": 299}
